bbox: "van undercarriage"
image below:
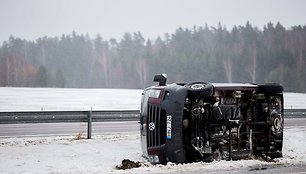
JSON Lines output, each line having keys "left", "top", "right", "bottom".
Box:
{"left": 183, "top": 89, "right": 283, "bottom": 162}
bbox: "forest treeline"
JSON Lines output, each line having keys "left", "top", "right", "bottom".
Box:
{"left": 0, "top": 22, "right": 306, "bottom": 92}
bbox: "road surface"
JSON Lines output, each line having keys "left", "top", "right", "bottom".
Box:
{"left": 0, "top": 121, "right": 139, "bottom": 137}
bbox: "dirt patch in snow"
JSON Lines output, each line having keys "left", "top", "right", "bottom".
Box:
{"left": 116, "top": 159, "right": 142, "bottom": 170}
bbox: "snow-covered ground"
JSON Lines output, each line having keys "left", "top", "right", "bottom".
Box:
{"left": 0, "top": 126, "right": 305, "bottom": 174}
{"left": 284, "top": 92, "right": 306, "bottom": 109}
{"left": 0, "top": 87, "right": 142, "bottom": 111}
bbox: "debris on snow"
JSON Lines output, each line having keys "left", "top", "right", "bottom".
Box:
{"left": 115, "top": 159, "right": 142, "bottom": 170}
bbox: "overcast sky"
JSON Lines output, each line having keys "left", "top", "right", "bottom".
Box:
{"left": 0, "top": 0, "right": 306, "bottom": 43}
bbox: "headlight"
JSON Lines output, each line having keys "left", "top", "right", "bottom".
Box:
{"left": 149, "top": 155, "right": 160, "bottom": 163}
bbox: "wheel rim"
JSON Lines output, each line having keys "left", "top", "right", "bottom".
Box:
{"left": 271, "top": 113, "right": 283, "bottom": 136}
{"left": 273, "top": 116, "right": 282, "bottom": 131}
{"left": 190, "top": 83, "right": 206, "bottom": 90}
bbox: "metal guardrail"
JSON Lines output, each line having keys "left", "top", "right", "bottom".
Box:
{"left": 284, "top": 109, "right": 306, "bottom": 118}
{"left": 0, "top": 110, "right": 140, "bottom": 124}
{"left": 0, "top": 110, "right": 140, "bottom": 139}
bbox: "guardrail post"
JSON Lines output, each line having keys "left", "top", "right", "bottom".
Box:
{"left": 87, "top": 110, "right": 92, "bottom": 139}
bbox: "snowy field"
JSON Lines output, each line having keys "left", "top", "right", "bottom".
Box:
{"left": 0, "top": 127, "right": 305, "bottom": 173}
{"left": 0, "top": 87, "right": 142, "bottom": 111}
{"left": 284, "top": 92, "right": 306, "bottom": 109}
{"left": 0, "top": 87, "right": 305, "bottom": 111}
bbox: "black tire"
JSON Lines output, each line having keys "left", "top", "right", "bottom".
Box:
{"left": 185, "top": 82, "right": 214, "bottom": 99}
{"left": 258, "top": 84, "right": 283, "bottom": 94}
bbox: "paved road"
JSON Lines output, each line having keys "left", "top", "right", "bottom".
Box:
{"left": 284, "top": 117, "right": 306, "bottom": 128}
{"left": 0, "top": 121, "right": 139, "bottom": 137}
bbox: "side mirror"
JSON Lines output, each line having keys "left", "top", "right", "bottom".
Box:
{"left": 153, "top": 74, "right": 167, "bottom": 86}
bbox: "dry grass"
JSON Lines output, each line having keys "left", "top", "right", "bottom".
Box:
{"left": 74, "top": 131, "right": 85, "bottom": 140}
